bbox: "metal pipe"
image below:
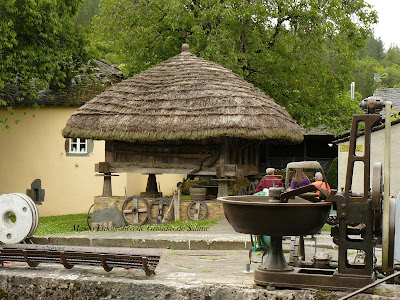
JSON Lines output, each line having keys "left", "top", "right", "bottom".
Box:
{"left": 382, "top": 101, "right": 392, "bottom": 272}
{"left": 338, "top": 270, "right": 400, "bottom": 300}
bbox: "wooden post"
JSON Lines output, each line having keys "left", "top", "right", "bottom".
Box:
{"left": 217, "top": 138, "right": 229, "bottom": 197}
{"left": 103, "top": 173, "right": 112, "bottom": 197}
{"left": 174, "top": 189, "right": 180, "bottom": 221}
{"left": 217, "top": 181, "right": 228, "bottom": 198}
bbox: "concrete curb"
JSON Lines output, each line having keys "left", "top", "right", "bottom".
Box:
{"left": 31, "top": 236, "right": 337, "bottom": 251}
{"left": 31, "top": 236, "right": 253, "bottom": 250}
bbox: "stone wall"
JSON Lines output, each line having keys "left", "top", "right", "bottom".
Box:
{"left": 93, "top": 196, "right": 225, "bottom": 225}
{"left": 94, "top": 196, "right": 126, "bottom": 212}
{"left": 179, "top": 199, "right": 225, "bottom": 221}
{"left": 0, "top": 272, "right": 362, "bottom": 300}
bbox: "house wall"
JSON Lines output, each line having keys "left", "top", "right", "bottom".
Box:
{"left": 126, "top": 173, "right": 186, "bottom": 197}
{"left": 0, "top": 107, "right": 127, "bottom": 217}
{"left": 338, "top": 123, "right": 400, "bottom": 198}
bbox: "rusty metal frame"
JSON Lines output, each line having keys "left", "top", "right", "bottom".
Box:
{"left": 336, "top": 113, "right": 381, "bottom": 278}
{"left": 0, "top": 244, "right": 161, "bottom": 276}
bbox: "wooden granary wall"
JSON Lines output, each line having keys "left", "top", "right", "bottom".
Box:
{"left": 101, "top": 137, "right": 260, "bottom": 178}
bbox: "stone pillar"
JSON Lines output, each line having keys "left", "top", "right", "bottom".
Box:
{"left": 140, "top": 174, "right": 162, "bottom": 198}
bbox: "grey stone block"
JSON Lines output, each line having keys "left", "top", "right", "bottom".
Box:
{"left": 209, "top": 241, "right": 245, "bottom": 250}
{"left": 169, "top": 241, "right": 189, "bottom": 250}
{"left": 47, "top": 237, "right": 70, "bottom": 246}
{"left": 91, "top": 238, "right": 133, "bottom": 248}
{"left": 66, "top": 237, "right": 91, "bottom": 247}
{"left": 189, "top": 240, "right": 210, "bottom": 250}
{"left": 132, "top": 239, "right": 170, "bottom": 249}
{"left": 29, "top": 237, "right": 48, "bottom": 244}
{"left": 91, "top": 205, "right": 125, "bottom": 228}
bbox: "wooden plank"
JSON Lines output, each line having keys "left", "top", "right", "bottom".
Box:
{"left": 107, "top": 162, "right": 237, "bottom": 176}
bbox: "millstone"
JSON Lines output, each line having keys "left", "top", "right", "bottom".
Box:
{"left": 0, "top": 193, "right": 38, "bottom": 243}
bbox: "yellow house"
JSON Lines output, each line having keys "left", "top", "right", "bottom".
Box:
{"left": 0, "top": 61, "right": 184, "bottom": 217}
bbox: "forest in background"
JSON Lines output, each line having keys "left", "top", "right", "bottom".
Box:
{"left": 3, "top": 0, "right": 398, "bottom": 134}
{"left": 354, "top": 35, "right": 400, "bottom": 98}
{"left": 76, "top": 0, "right": 400, "bottom": 101}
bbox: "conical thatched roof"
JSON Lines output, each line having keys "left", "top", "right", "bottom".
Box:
{"left": 62, "top": 44, "right": 303, "bottom": 143}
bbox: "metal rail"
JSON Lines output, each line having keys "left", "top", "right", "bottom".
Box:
{"left": 0, "top": 244, "right": 161, "bottom": 276}
{"left": 338, "top": 271, "right": 400, "bottom": 300}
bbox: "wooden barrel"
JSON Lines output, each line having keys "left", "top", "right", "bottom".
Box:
{"left": 189, "top": 187, "right": 207, "bottom": 201}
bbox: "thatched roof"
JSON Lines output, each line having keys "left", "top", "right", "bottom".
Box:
{"left": 62, "top": 44, "right": 303, "bottom": 143}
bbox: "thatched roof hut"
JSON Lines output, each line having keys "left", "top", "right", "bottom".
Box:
{"left": 62, "top": 44, "right": 302, "bottom": 143}
{"left": 62, "top": 44, "right": 303, "bottom": 197}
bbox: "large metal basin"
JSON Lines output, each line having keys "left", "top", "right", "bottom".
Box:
{"left": 218, "top": 196, "right": 332, "bottom": 236}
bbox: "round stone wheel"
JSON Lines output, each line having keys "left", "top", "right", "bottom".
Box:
{"left": 186, "top": 200, "right": 208, "bottom": 221}
{"left": 147, "top": 198, "right": 171, "bottom": 224}
{"left": 0, "top": 194, "right": 36, "bottom": 243}
{"left": 122, "top": 196, "right": 149, "bottom": 225}
{"left": 13, "top": 193, "right": 39, "bottom": 238}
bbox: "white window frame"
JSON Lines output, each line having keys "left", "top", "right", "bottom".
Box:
{"left": 68, "top": 138, "right": 88, "bottom": 154}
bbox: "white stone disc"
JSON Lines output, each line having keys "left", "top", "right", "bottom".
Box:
{"left": 12, "top": 193, "right": 36, "bottom": 236}
{"left": 13, "top": 193, "right": 39, "bottom": 237}
{"left": 0, "top": 194, "right": 34, "bottom": 243}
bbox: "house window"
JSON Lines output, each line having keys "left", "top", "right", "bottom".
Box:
{"left": 65, "top": 138, "right": 94, "bottom": 156}
{"left": 68, "top": 138, "right": 88, "bottom": 154}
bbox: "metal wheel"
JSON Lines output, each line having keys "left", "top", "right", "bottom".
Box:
{"left": 233, "top": 185, "right": 238, "bottom": 196}
{"left": 247, "top": 182, "right": 257, "bottom": 195}
{"left": 386, "top": 195, "right": 396, "bottom": 274}
{"left": 187, "top": 200, "right": 208, "bottom": 221}
{"left": 372, "top": 162, "right": 383, "bottom": 211}
{"left": 122, "top": 196, "right": 149, "bottom": 225}
{"left": 87, "top": 204, "right": 94, "bottom": 229}
{"left": 238, "top": 186, "right": 247, "bottom": 195}
{"left": 147, "top": 198, "right": 171, "bottom": 224}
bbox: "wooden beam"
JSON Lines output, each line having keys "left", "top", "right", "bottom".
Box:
{"left": 107, "top": 162, "right": 236, "bottom": 176}
{"left": 95, "top": 162, "right": 109, "bottom": 173}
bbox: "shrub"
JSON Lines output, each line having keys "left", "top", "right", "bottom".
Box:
{"left": 327, "top": 157, "right": 338, "bottom": 189}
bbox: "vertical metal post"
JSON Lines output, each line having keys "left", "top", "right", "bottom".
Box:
{"left": 382, "top": 101, "right": 392, "bottom": 272}
{"left": 350, "top": 82, "right": 355, "bottom": 99}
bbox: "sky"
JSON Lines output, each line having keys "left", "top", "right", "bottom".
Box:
{"left": 367, "top": 0, "right": 400, "bottom": 49}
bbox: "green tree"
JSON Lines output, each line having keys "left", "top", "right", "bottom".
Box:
{"left": 327, "top": 157, "right": 338, "bottom": 189}
{"left": 351, "top": 58, "right": 380, "bottom": 98}
{"left": 91, "top": 0, "right": 376, "bottom": 134}
{"left": 352, "top": 40, "right": 400, "bottom": 99}
{"left": 383, "top": 46, "right": 400, "bottom": 66}
{"left": 75, "top": 0, "right": 100, "bottom": 29}
{"left": 359, "top": 35, "right": 384, "bottom": 60}
{"left": 0, "top": 0, "right": 90, "bottom": 112}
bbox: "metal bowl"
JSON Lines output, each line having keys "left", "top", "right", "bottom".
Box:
{"left": 218, "top": 195, "right": 332, "bottom": 236}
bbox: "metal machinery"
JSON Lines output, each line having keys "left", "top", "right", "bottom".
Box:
{"left": 218, "top": 97, "right": 397, "bottom": 291}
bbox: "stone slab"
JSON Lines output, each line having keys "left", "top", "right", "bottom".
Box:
{"left": 91, "top": 238, "right": 133, "bottom": 248}
{"left": 91, "top": 205, "right": 125, "bottom": 228}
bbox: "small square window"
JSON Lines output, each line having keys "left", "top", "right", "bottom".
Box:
{"left": 68, "top": 138, "right": 88, "bottom": 154}
{"left": 65, "top": 138, "right": 93, "bottom": 156}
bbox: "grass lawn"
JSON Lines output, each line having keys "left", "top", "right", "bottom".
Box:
{"left": 321, "top": 224, "right": 332, "bottom": 232}
{"left": 34, "top": 214, "right": 221, "bottom": 236}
